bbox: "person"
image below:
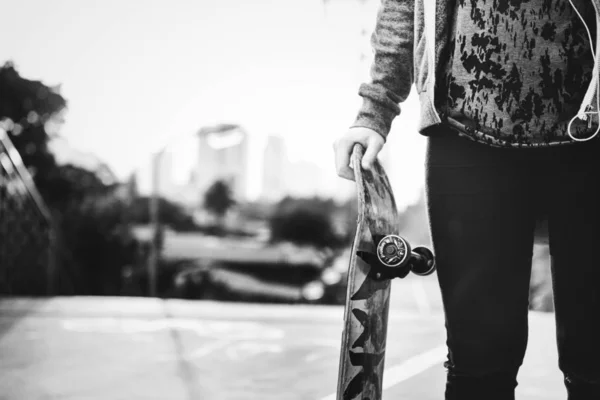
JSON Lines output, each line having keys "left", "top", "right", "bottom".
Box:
{"left": 333, "top": 1, "right": 600, "bottom": 399}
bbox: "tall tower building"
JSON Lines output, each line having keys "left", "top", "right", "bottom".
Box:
{"left": 261, "top": 135, "right": 287, "bottom": 201}
{"left": 196, "top": 124, "right": 249, "bottom": 204}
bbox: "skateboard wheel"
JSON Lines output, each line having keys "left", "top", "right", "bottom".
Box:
{"left": 376, "top": 235, "right": 409, "bottom": 267}
{"left": 411, "top": 247, "right": 436, "bottom": 276}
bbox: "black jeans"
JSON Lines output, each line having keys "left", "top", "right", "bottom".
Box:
{"left": 425, "top": 127, "right": 600, "bottom": 400}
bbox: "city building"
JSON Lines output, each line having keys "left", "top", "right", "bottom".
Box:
{"left": 260, "top": 135, "right": 287, "bottom": 202}
{"left": 195, "top": 124, "right": 250, "bottom": 203}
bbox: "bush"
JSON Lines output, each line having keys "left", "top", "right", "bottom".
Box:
{"left": 269, "top": 197, "right": 341, "bottom": 248}
{"left": 127, "top": 196, "right": 200, "bottom": 232}
{"left": 51, "top": 165, "right": 136, "bottom": 295}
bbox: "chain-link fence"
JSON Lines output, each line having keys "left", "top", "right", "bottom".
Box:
{"left": 0, "top": 128, "right": 56, "bottom": 295}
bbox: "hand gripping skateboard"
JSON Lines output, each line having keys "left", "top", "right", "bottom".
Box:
{"left": 335, "top": 144, "right": 436, "bottom": 400}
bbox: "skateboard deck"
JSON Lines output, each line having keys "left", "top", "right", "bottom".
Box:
{"left": 335, "top": 144, "right": 434, "bottom": 400}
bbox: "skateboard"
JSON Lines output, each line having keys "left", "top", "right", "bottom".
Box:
{"left": 335, "top": 144, "right": 436, "bottom": 400}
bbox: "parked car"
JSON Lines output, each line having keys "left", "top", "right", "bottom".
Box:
{"left": 167, "top": 238, "right": 350, "bottom": 305}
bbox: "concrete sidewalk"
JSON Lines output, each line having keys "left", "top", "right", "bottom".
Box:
{"left": 0, "top": 294, "right": 565, "bottom": 400}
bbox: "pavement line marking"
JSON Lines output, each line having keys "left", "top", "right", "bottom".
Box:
{"left": 411, "top": 279, "right": 432, "bottom": 316}
{"left": 518, "top": 386, "right": 566, "bottom": 397}
{"left": 186, "top": 340, "right": 231, "bottom": 359}
{"left": 382, "top": 344, "right": 446, "bottom": 390}
{"left": 320, "top": 345, "right": 446, "bottom": 400}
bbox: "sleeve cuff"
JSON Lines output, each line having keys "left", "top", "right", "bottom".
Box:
{"left": 350, "top": 96, "right": 399, "bottom": 141}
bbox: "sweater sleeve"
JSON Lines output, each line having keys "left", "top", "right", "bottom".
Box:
{"left": 350, "top": 0, "right": 415, "bottom": 140}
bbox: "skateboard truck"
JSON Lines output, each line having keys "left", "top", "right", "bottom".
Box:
{"left": 357, "top": 234, "right": 436, "bottom": 281}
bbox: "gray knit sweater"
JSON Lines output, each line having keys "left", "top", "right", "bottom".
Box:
{"left": 351, "top": 0, "right": 600, "bottom": 147}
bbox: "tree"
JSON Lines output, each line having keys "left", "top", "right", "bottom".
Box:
{"left": 0, "top": 61, "right": 66, "bottom": 193}
{"left": 203, "top": 180, "right": 236, "bottom": 220}
{"left": 0, "top": 61, "right": 135, "bottom": 296}
{"left": 269, "top": 197, "right": 340, "bottom": 248}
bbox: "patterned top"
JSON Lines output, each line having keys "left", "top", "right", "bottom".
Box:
{"left": 441, "top": 0, "right": 598, "bottom": 147}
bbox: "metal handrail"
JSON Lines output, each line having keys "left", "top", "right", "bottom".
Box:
{"left": 0, "top": 127, "right": 57, "bottom": 295}
{"left": 0, "top": 127, "right": 53, "bottom": 223}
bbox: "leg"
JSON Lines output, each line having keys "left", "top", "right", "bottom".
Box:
{"left": 425, "top": 129, "right": 537, "bottom": 400}
{"left": 545, "top": 141, "right": 600, "bottom": 399}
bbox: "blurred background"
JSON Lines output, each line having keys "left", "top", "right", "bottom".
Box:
{"left": 0, "top": 0, "right": 555, "bottom": 399}
{"left": 0, "top": 0, "right": 439, "bottom": 305}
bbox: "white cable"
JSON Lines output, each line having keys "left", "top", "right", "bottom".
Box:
{"left": 567, "top": 0, "right": 600, "bottom": 141}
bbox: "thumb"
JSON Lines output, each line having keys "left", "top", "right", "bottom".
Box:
{"left": 361, "top": 137, "right": 384, "bottom": 170}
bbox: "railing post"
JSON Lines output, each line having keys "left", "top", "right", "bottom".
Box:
{"left": 46, "top": 226, "right": 56, "bottom": 295}
{"left": 148, "top": 152, "right": 162, "bottom": 298}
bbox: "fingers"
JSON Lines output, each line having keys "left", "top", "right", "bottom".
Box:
{"left": 334, "top": 138, "right": 355, "bottom": 181}
{"left": 361, "top": 136, "right": 384, "bottom": 170}
{"left": 334, "top": 127, "right": 385, "bottom": 181}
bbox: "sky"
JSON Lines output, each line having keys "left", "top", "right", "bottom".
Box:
{"left": 0, "top": 0, "right": 427, "bottom": 207}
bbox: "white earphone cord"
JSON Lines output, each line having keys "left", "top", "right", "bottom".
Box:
{"left": 568, "top": 0, "right": 600, "bottom": 142}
